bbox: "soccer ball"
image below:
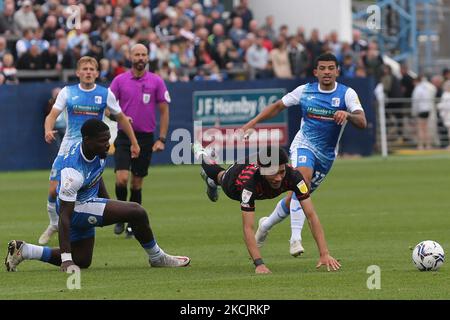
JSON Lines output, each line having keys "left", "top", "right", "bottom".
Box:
{"left": 412, "top": 240, "right": 445, "bottom": 271}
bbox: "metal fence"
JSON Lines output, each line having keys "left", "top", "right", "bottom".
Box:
{"left": 375, "top": 88, "right": 449, "bottom": 157}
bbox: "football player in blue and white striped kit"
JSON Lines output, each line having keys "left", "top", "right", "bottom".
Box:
{"left": 5, "top": 119, "right": 190, "bottom": 271}
{"left": 38, "top": 56, "right": 140, "bottom": 245}
{"left": 241, "top": 53, "right": 367, "bottom": 257}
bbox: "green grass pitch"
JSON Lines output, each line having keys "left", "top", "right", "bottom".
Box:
{"left": 0, "top": 155, "right": 449, "bottom": 300}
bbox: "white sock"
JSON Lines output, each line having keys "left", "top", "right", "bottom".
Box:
{"left": 261, "top": 198, "right": 290, "bottom": 231}
{"left": 142, "top": 240, "right": 165, "bottom": 262}
{"left": 22, "top": 243, "right": 44, "bottom": 260}
{"left": 47, "top": 200, "right": 59, "bottom": 227}
{"left": 290, "top": 195, "right": 306, "bottom": 243}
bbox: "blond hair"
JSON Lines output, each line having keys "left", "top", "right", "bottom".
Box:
{"left": 77, "top": 56, "right": 99, "bottom": 70}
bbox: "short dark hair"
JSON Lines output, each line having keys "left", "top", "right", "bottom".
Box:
{"left": 314, "top": 52, "right": 339, "bottom": 69}
{"left": 257, "top": 147, "right": 289, "bottom": 167}
{"left": 81, "top": 119, "right": 109, "bottom": 138}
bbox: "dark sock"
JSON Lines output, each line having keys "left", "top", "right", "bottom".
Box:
{"left": 130, "top": 188, "right": 142, "bottom": 205}
{"left": 127, "top": 188, "right": 142, "bottom": 233}
{"left": 201, "top": 161, "right": 225, "bottom": 185}
{"left": 115, "top": 185, "right": 127, "bottom": 201}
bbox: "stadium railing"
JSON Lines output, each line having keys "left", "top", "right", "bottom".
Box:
{"left": 375, "top": 85, "right": 447, "bottom": 157}
{"left": 16, "top": 69, "right": 77, "bottom": 82}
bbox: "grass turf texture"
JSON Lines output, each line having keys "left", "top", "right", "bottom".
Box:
{"left": 0, "top": 154, "right": 449, "bottom": 300}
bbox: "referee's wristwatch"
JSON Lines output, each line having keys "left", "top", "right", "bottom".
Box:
{"left": 158, "top": 137, "right": 166, "bottom": 144}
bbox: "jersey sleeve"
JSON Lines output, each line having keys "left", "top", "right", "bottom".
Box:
{"left": 106, "top": 89, "right": 122, "bottom": 115}
{"left": 52, "top": 86, "right": 68, "bottom": 111}
{"left": 289, "top": 168, "right": 310, "bottom": 200}
{"left": 345, "top": 88, "right": 364, "bottom": 113}
{"left": 156, "top": 76, "right": 171, "bottom": 104}
{"left": 109, "top": 77, "right": 120, "bottom": 101}
{"left": 240, "top": 180, "right": 256, "bottom": 212}
{"left": 59, "top": 167, "right": 84, "bottom": 202}
{"left": 281, "top": 85, "right": 305, "bottom": 107}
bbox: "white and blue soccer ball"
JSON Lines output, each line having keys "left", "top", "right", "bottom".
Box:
{"left": 412, "top": 240, "right": 445, "bottom": 271}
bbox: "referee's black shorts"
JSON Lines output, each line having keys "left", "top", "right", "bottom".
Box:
{"left": 113, "top": 130, "right": 154, "bottom": 177}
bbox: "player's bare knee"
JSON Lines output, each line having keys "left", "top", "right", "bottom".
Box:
{"left": 129, "top": 202, "right": 148, "bottom": 223}
{"left": 78, "top": 260, "right": 92, "bottom": 269}
{"left": 73, "top": 257, "right": 92, "bottom": 269}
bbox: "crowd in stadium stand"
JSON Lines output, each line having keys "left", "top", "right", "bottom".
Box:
{"left": 0, "top": 0, "right": 448, "bottom": 87}
{"left": 0, "top": 0, "right": 385, "bottom": 85}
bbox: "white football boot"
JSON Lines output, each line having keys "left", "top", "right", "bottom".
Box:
{"left": 255, "top": 217, "right": 269, "bottom": 248}
{"left": 5, "top": 240, "right": 25, "bottom": 272}
{"left": 289, "top": 240, "right": 305, "bottom": 257}
{"left": 150, "top": 253, "right": 190, "bottom": 268}
{"left": 38, "top": 225, "right": 58, "bottom": 245}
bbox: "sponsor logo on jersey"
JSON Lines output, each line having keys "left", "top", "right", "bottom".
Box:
{"left": 95, "top": 96, "right": 102, "bottom": 104}
{"left": 306, "top": 106, "right": 335, "bottom": 121}
{"left": 241, "top": 189, "right": 253, "bottom": 204}
{"left": 88, "top": 216, "right": 97, "bottom": 225}
{"left": 73, "top": 105, "right": 101, "bottom": 116}
{"left": 298, "top": 155, "right": 307, "bottom": 164}
{"left": 331, "top": 97, "right": 340, "bottom": 107}
{"left": 297, "top": 180, "right": 308, "bottom": 194}
{"left": 72, "top": 95, "right": 79, "bottom": 100}
{"left": 143, "top": 93, "right": 151, "bottom": 104}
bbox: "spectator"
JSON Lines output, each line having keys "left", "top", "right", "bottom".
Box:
{"left": 16, "top": 28, "right": 35, "bottom": 58}
{"left": 351, "top": 29, "right": 368, "bottom": 56}
{"left": 381, "top": 64, "right": 403, "bottom": 141}
{"left": 230, "top": 0, "right": 253, "bottom": 31}
{"left": 33, "top": 28, "right": 50, "bottom": 53}
{"left": 0, "top": 1, "right": 19, "bottom": 36}
{"left": 134, "top": 0, "right": 151, "bottom": 23}
{"left": 0, "top": 53, "right": 19, "bottom": 84}
{"left": 327, "top": 31, "right": 342, "bottom": 57}
{"left": 98, "top": 58, "right": 113, "bottom": 83}
{"left": 42, "top": 15, "right": 59, "bottom": 42}
{"left": 412, "top": 75, "right": 436, "bottom": 150}
{"left": 437, "top": 81, "right": 450, "bottom": 149}
{"left": 41, "top": 44, "right": 58, "bottom": 70}
{"left": 305, "top": 29, "right": 324, "bottom": 76}
{"left": 0, "top": 36, "right": 10, "bottom": 66}
{"left": 213, "top": 41, "right": 233, "bottom": 71}
{"left": 17, "top": 44, "right": 43, "bottom": 70}
{"left": 340, "top": 54, "right": 357, "bottom": 78}
{"left": 270, "top": 40, "right": 292, "bottom": 79}
{"left": 228, "top": 17, "right": 247, "bottom": 48}
{"left": 13, "top": 0, "right": 39, "bottom": 32}
{"left": 204, "top": 0, "right": 225, "bottom": 16}
{"left": 55, "top": 37, "right": 75, "bottom": 70}
{"left": 261, "top": 15, "right": 276, "bottom": 43}
{"left": 363, "top": 41, "right": 384, "bottom": 82}
{"left": 245, "top": 36, "right": 271, "bottom": 79}
{"left": 208, "top": 23, "right": 226, "bottom": 48}
{"left": 431, "top": 74, "right": 448, "bottom": 147}
{"left": 287, "top": 35, "right": 308, "bottom": 78}
{"left": 155, "top": 14, "right": 173, "bottom": 43}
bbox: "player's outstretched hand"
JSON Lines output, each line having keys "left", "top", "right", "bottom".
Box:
{"left": 333, "top": 111, "right": 348, "bottom": 125}
{"left": 130, "top": 143, "right": 140, "bottom": 158}
{"left": 255, "top": 264, "right": 272, "bottom": 274}
{"left": 316, "top": 254, "right": 341, "bottom": 271}
{"left": 45, "top": 130, "right": 58, "bottom": 144}
{"left": 60, "top": 260, "right": 77, "bottom": 272}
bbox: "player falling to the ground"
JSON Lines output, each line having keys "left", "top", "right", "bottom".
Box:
{"left": 6, "top": 119, "right": 189, "bottom": 272}
{"left": 241, "top": 52, "right": 367, "bottom": 257}
{"left": 193, "top": 144, "right": 340, "bottom": 274}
